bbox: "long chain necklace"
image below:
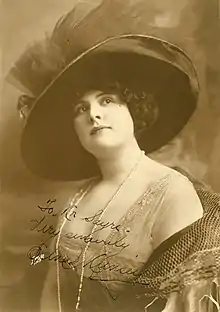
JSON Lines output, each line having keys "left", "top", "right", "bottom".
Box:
{"left": 55, "top": 180, "right": 96, "bottom": 312}
{"left": 56, "top": 150, "right": 145, "bottom": 312}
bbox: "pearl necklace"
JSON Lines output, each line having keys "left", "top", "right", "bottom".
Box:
{"left": 56, "top": 150, "right": 145, "bottom": 312}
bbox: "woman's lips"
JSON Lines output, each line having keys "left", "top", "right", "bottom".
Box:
{"left": 90, "top": 126, "right": 111, "bottom": 135}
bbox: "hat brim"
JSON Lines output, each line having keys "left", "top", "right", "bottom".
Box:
{"left": 21, "top": 35, "right": 199, "bottom": 181}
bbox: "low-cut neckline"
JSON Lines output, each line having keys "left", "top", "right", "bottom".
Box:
{"left": 61, "top": 173, "right": 170, "bottom": 248}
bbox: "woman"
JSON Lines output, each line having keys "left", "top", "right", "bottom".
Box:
{"left": 7, "top": 3, "right": 220, "bottom": 312}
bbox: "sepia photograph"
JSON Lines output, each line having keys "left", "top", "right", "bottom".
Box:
{"left": 1, "top": 0, "right": 220, "bottom": 311}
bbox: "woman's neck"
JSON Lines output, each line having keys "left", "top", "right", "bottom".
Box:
{"left": 97, "top": 140, "right": 144, "bottom": 183}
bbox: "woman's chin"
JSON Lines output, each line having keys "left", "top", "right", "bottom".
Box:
{"left": 86, "top": 140, "right": 123, "bottom": 156}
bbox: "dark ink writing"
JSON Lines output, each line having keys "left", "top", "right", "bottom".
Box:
{"left": 30, "top": 216, "right": 60, "bottom": 242}
{"left": 38, "top": 199, "right": 57, "bottom": 215}
{"left": 60, "top": 204, "right": 78, "bottom": 221}
{"left": 64, "top": 232, "right": 129, "bottom": 250}
{"left": 27, "top": 198, "right": 142, "bottom": 290}
{"left": 82, "top": 209, "right": 121, "bottom": 233}
{"left": 27, "top": 243, "right": 84, "bottom": 269}
{"left": 37, "top": 198, "right": 78, "bottom": 221}
{"left": 84, "top": 252, "right": 140, "bottom": 278}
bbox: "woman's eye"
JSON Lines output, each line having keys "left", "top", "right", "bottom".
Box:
{"left": 102, "top": 97, "right": 114, "bottom": 105}
{"left": 73, "top": 105, "right": 88, "bottom": 116}
{"left": 79, "top": 106, "right": 87, "bottom": 113}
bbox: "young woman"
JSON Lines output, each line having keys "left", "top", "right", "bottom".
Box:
{"left": 8, "top": 3, "right": 220, "bottom": 312}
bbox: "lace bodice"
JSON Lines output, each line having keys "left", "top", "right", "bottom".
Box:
{"left": 58, "top": 173, "right": 174, "bottom": 289}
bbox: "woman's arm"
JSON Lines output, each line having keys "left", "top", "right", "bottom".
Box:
{"left": 139, "top": 173, "right": 219, "bottom": 311}
{"left": 152, "top": 174, "right": 203, "bottom": 249}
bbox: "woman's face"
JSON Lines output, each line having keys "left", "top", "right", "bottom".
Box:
{"left": 73, "top": 90, "right": 135, "bottom": 156}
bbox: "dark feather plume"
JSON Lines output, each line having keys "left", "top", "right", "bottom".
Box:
{"left": 7, "top": 0, "right": 193, "bottom": 98}
{"left": 6, "top": 2, "right": 101, "bottom": 96}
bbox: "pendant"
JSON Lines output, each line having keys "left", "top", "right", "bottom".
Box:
{"left": 30, "top": 253, "right": 45, "bottom": 265}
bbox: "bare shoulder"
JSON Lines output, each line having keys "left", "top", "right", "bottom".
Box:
{"left": 142, "top": 156, "right": 185, "bottom": 182}
{"left": 162, "top": 166, "right": 203, "bottom": 213}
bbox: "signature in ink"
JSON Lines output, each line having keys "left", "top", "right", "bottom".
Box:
{"left": 27, "top": 243, "right": 139, "bottom": 281}
{"left": 85, "top": 252, "right": 140, "bottom": 278}
{"left": 27, "top": 243, "right": 83, "bottom": 269}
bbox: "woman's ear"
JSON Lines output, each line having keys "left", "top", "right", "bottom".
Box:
{"left": 17, "top": 94, "right": 35, "bottom": 120}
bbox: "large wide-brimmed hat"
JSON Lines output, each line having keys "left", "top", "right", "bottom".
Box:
{"left": 8, "top": 1, "right": 199, "bottom": 181}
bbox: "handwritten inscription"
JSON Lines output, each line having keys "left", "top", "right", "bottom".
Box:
{"left": 38, "top": 198, "right": 78, "bottom": 221}
{"left": 85, "top": 252, "right": 140, "bottom": 277}
{"left": 30, "top": 216, "right": 60, "bottom": 242}
{"left": 64, "top": 232, "right": 129, "bottom": 250}
{"left": 27, "top": 242, "right": 140, "bottom": 282}
{"left": 38, "top": 199, "right": 57, "bottom": 215}
{"left": 82, "top": 209, "right": 121, "bottom": 233}
{"left": 28, "top": 198, "right": 140, "bottom": 287}
{"left": 31, "top": 198, "right": 128, "bottom": 247}
{"left": 30, "top": 213, "right": 129, "bottom": 249}
{"left": 27, "top": 243, "right": 81, "bottom": 269}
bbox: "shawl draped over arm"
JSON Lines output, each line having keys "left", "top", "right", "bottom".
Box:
{"left": 135, "top": 167, "right": 220, "bottom": 312}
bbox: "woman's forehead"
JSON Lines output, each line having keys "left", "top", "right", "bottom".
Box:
{"left": 78, "top": 89, "right": 102, "bottom": 98}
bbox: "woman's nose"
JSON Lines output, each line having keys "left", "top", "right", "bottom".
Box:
{"left": 89, "top": 103, "right": 102, "bottom": 123}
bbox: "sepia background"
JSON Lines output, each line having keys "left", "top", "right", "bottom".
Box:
{"left": 1, "top": 0, "right": 220, "bottom": 310}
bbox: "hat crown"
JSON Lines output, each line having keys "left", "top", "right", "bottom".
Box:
{"left": 8, "top": 0, "right": 198, "bottom": 98}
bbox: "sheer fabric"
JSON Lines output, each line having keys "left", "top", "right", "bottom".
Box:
{"left": 49, "top": 170, "right": 220, "bottom": 311}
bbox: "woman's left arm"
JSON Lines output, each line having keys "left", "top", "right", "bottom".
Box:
{"left": 150, "top": 174, "right": 218, "bottom": 312}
